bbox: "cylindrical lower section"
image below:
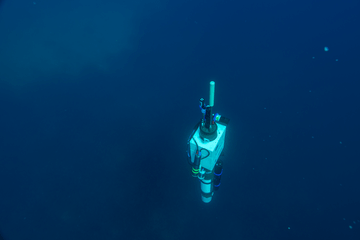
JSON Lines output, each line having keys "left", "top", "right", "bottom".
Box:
{"left": 200, "top": 169, "right": 214, "bottom": 203}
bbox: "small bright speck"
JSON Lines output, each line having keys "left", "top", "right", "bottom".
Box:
{"left": 312, "top": 57, "right": 315, "bottom": 59}
{"left": 311, "top": 136, "right": 314, "bottom": 139}
{"left": 335, "top": 59, "right": 338, "bottom": 61}
{"left": 309, "top": 90, "right": 311, "bottom": 93}
{"left": 343, "top": 218, "right": 346, "bottom": 220}
{"left": 324, "top": 47, "right": 329, "bottom": 51}
{"left": 340, "top": 141, "right": 342, "bottom": 144}
{"left": 349, "top": 226, "right": 352, "bottom": 229}
{"left": 288, "top": 227, "right": 290, "bottom": 230}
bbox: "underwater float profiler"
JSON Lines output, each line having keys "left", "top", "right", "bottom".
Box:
{"left": 186, "top": 81, "right": 230, "bottom": 203}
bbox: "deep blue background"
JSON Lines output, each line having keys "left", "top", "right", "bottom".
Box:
{"left": 0, "top": 0, "right": 359, "bottom": 239}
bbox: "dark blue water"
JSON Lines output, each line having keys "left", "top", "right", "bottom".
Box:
{"left": 0, "top": 0, "right": 359, "bottom": 239}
